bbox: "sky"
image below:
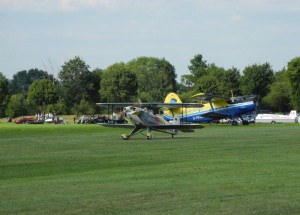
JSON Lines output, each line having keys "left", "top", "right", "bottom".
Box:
{"left": 1, "top": 0, "right": 300, "bottom": 80}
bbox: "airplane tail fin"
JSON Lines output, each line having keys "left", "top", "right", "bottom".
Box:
{"left": 164, "top": 92, "right": 182, "bottom": 104}
{"left": 163, "top": 93, "right": 182, "bottom": 121}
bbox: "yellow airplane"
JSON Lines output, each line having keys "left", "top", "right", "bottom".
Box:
{"left": 163, "top": 92, "right": 256, "bottom": 126}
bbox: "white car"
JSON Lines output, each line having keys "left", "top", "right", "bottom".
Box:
{"left": 255, "top": 110, "right": 297, "bottom": 123}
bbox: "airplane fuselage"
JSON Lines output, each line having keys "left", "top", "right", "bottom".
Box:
{"left": 164, "top": 100, "right": 255, "bottom": 123}
{"left": 125, "top": 107, "right": 178, "bottom": 135}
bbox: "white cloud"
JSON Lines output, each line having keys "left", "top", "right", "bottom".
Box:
{"left": 0, "top": 0, "right": 174, "bottom": 12}
{"left": 188, "top": 0, "right": 300, "bottom": 11}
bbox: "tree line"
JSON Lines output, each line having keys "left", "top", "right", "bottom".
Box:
{"left": 1, "top": 54, "right": 300, "bottom": 118}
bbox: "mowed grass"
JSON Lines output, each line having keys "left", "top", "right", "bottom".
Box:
{"left": 0, "top": 123, "right": 300, "bottom": 215}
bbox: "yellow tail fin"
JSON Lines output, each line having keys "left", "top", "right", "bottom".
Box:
{"left": 164, "top": 92, "right": 182, "bottom": 104}
{"left": 164, "top": 93, "right": 182, "bottom": 120}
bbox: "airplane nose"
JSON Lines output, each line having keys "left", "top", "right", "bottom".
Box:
{"left": 123, "top": 106, "right": 132, "bottom": 113}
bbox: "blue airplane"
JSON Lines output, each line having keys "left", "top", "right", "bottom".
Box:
{"left": 163, "top": 92, "right": 256, "bottom": 125}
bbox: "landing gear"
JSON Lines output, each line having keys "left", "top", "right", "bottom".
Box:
{"left": 146, "top": 127, "right": 153, "bottom": 140}
{"left": 231, "top": 120, "right": 238, "bottom": 126}
{"left": 242, "top": 120, "right": 249, "bottom": 125}
{"left": 147, "top": 132, "right": 153, "bottom": 140}
{"left": 240, "top": 115, "right": 249, "bottom": 126}
{"left": 122, "top": 134, "right": 129, "bottom": 140}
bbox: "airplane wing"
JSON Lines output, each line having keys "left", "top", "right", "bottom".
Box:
{"left": 201, "top": 112, "right": 228, "bottom": 119}
{"left": 190, "top": 93, "right": 229, "bottom": 103}
{"left": 96, "top": 102, "right": 203, "bottom": 108}
{"left": 149, "top": 103, "right": 203, "bottom": 108}
{"left": 96, "top": 103, "right": 135, "bottom": 107}
{"left": 99, "top": 123, "right": 204, "bottom": 131}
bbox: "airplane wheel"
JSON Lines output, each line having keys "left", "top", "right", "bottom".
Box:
{"left": 232, "top": 121, "right": 238, "bottom": 126}
{"left": 122, "top": 134, "right": 129, "bottom": 140}
{"left": 242, "top": 121, "right": 249, "bottom": 125}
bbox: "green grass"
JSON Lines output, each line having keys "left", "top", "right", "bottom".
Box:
{"left": 0, "top": 123, "right": 300, "bottom": 214}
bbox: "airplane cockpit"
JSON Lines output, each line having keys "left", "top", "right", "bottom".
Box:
{"left": 227, "top": 97, "right": 244, "bottom": 104}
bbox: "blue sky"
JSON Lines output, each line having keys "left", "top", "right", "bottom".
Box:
{"left": 1, "top": 0, "right": 299, "bottom": 80}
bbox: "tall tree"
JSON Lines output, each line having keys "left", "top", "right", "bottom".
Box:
{"left": 263, "top": 70, "right": 292, "bottom": 112}
{"left": 223, "top": 67, "right": 241, "bottom": 96}
{"left": 100, "top": 63, "right": 137, "bottom": 102}
{"left": 0, "top": 72, "right": 9, "bottom": 117}
{"left": 27, "top": 79, "right": 59, "bottom": 112}
{"left": 179, "top": 74, "right": 194, "bottom": 93}
{"left": 127, "top": 57, "right": 177, "bottom": 102}
{"left": 240, "top": 63, "right": 274, "bottom": 102}
{"left": 5, "top": 94, "right": 27, "bottom": 118}
{"left": 188, "top": 54, "right": 208, "bottom": 82}
{"left": 58, "top": 56, "right": 95, "bottom": 114}
{"left": 9, "top": 69, "right": 52, "bottom": 95}
{"left": 89, "top": 68, "right": 102, "bottom": 103}
{"left": 287, "top": 57, "right": 300, "bottom": 111}
{"left": 193, "top": 64, "right": 240, "bottom": 96}
{"left": 193, "top": 64, "right": 223, "bottom": 94}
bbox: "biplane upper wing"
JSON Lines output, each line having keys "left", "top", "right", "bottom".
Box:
{"left": 96, "top": 102, "right": 203, "bottom": 108}
{"left": 96, "top": 103, "right": 135, "bottom": 107}
{"left": 190, "top": 93, "right": 229, "bottom": 103}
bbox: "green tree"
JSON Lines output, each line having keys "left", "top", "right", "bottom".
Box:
{"left": 179, "top": 74, "right": 194, "bottom": 93}
{"left": 100, "top": 63, "right": 137, "bottom": 102}
{"left": 180, "top": 54, "right": 208, "bottom": 92}
{"left": 5, "top": 94, "right": 27, "bottom": 117}
{"left": 75, "top": 99, "right": 96, "bottom": 115}
{"left": 188, "top": 54, "right": 208, "bottom": 82}
{"left": 58, "top": 56, "right": 96, "bottom": 114}
{"left": 0, "top": 72, "right": 9, "bottom": 117}
{"left": 9, "top": 69, "right": 52, "bottom": 95}
{"left": 89, "top": 68, "right": 102, "bottom": 104}
{"left": 27, "top": 79, "right": 59, "bottom": 112}
{"left": 223, "top": 67, "right": 241, "bottom": 96}
{"left": 127, "top": 57, "right": 177, "bottom": 102}
{"left": 263, "top": 70, "right": 292, "bottom": 112}
{"left": 287, "top": 57, "right": 300, "bottom": 111}
{"left": 194, "top": 64, "right": 240, "bottom": 96}
{"left": 240, "top": 63, "right": 274, "bottom": 102}
{"left": 182, "top": 55, "right": 240, "bottom": 96}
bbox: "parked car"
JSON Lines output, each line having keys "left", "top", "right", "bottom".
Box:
{"left": 14, "top": 117, "right": 35, "bottom": 124}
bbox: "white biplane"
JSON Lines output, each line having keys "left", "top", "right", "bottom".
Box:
{"left": 96, "top": 103, "right": 204, "bottom": 140}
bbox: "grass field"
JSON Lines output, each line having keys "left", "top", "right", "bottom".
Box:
{"left": 0, "top": 123, "right": 300, "bottom": 215}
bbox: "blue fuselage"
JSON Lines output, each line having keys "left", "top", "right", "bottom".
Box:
{"left": 164, "top": 101, "right": 255, "bottom": 123}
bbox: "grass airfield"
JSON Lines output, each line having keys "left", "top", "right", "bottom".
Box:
{"left": 0, "top": 123, "right": 300, "bottom": 215}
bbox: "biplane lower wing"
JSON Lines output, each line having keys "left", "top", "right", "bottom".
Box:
{"left": 201, "top": 112, "right": 228, "bottom": 119}
{"left": 99, "top": 123, "right": 203, "bottom": 130}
